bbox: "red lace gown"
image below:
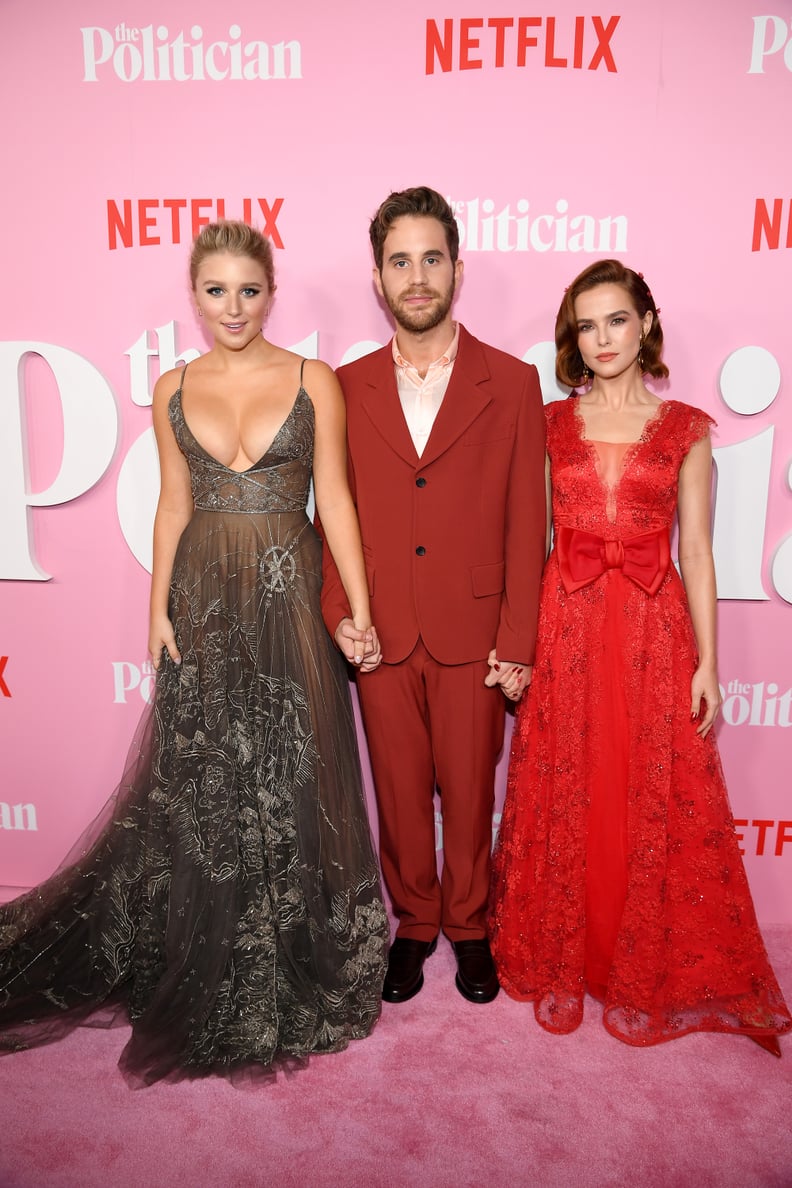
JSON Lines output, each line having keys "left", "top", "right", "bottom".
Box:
{"left": 490, "top": 397, "right": 792, "bottom": 1046}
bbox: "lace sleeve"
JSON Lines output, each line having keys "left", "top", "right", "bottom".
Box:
{"left": 673, "top": 402, "right": 716, "bottom": 455}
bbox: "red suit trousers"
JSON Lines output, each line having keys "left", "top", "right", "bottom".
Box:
{"left": 357, "top": 638, "right": 505, "bottom": 942}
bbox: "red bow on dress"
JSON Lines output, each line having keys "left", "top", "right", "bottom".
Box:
{"left": 556, "top": 525, "right": 670, "bottom": 596}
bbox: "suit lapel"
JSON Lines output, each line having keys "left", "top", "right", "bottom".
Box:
{"left": 355, "top": 327, "right": 492, "bottom": 470}
{"left": 418, "top": 327, "right": 492, "bottom": 468}
{"left": 358, "top": 345, "right": 419, "bottom": 467}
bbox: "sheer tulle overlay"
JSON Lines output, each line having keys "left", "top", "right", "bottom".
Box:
{"left": 490, "top": 398, "right": 791, "bottom": 1047}
{"left": 0, "top": 381, "right": 388, "bottom": 1085}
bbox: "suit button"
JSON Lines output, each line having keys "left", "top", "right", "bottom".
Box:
{"left": 416, "top": 477, "right": 427, "bottom": 488}
{"left": 415, "top": 546, "right": 426, "bottom": 556}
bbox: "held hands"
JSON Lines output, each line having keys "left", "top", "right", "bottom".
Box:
{"left": 484, "top": 650, "right": 532, "bottom": 702}
{"left": 690, "top": 662, "right": 722, "bottom": 737}
{"left": 149, "top": 614, "right": 182, "bottom": 670}
{"left": 335, "top": 617, "right": 382, "bottom": 673}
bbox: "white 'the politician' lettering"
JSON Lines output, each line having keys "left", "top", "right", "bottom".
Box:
{"left": 1, "top": 336, "right": 789, "bottom": 605}
{"left": 0, "top": 343, "right": 118, "bottom": 580}
{"left": 0, "top": 803, "right": 38, "bottom": 831}
{"left": 81, "top": 24, "right": 302, "bottom": 83}
{"left": 748, "top": 15, "right": 792, "bottom": 73}
{"left": 112, "top": 660, "right": 156, "bottom": 704}
{"left": 449, "top": 197, "right": 628, "bottom": 253}
{"left": 720, "top": 680, "right": 792, "bottom": 727}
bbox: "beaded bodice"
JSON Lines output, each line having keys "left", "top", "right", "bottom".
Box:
{"left": 168, "top": 386, "right": 314, "bottom": 513}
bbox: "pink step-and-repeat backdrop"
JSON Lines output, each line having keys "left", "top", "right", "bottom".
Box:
{"left": 1, "top": 1, "right": 791, "bottom": 919}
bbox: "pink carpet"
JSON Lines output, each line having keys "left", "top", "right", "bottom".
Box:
{"left": 0, "top": 927, "right": 790, "bottom": 1187}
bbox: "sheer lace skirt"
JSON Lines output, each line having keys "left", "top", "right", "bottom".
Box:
{"left": 0, "top": 510, "right": 388, "bottom": 1083}
{"left": 490, "top": 561, "right": 791, "bottom": 1046}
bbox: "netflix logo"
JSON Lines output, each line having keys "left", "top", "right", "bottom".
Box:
{"left": 0, "top": 656, "right": 9, "bottom": 698}
{"left": 106, "top": 197, "right": 284, "bottom": 250}
{"left": 425, "top": 15, "right": 620, "bottom": 74}
{"left": 733, "top": 819, "right": 792, "bottom": 857}
{"left": 752, "top": 199, "right": 792, "bottom": 252}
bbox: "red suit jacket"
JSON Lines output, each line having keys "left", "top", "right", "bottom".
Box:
{"left": 321, "top": 325, "right": 547, "bottom": 665}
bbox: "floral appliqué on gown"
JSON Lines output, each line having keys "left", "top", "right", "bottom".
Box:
{"left": 490, "top": 397, "right": 791, "bottom": 1046}
{"left": 0, "top": 366, "right": 389, "bottom": 1084}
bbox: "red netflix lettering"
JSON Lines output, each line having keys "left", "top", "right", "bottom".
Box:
{"left": 139, "top": 199, "right": 159, "bottom": 246}
{"left": 106, "top": 198, "right": 285, "bottom": 249}
{"left": 588, "top": 16, "right": 619, "bottom": 72}
{"left": 734, "top": 818, "right": 792, "bottom": 857}
{"left": 752, "top": 198, "right": 792, "bottom": 252}
{"left": 517, "top": 17, "right": 541, "bottom": 66}
{"left": 545, "top": 17, "right": 567, "bottom": 67}
{"left": 425, "top": 14, "right": 620, "bottom": 75}
{"left": 753, "top": 819, "right": 775, "bottom": 856}
{"left": 191, "top": 198, "right": 214, "bottom": 239}
{"left": 777, "top": 822, "right": 792, "bottom": 856}
{"left": 460, "top": 19, "right": 484, "bottom": 69}
{"left": 489, "top": 17, "right": 512, "bottom": 67}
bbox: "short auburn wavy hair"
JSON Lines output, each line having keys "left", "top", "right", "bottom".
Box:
{"left": 555, "top": 259, "right": 668, "bottom": 387}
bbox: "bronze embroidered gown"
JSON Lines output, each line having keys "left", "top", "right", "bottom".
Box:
{"left": 489, "top": 397, "right": 791, "bottom": 1047}
{"left": 0, "top": 371, "right": 388, "bottom": 1084}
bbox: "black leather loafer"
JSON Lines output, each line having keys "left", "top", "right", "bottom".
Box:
{"left": 452, "top": 938, "right": 500, "bottom": 1003}
{"left": 382, "top": 936, "right": 438, "bottom": 1003}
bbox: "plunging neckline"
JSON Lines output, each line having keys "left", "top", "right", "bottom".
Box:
{"left": 571, "top": 398, "right": 673, "bottom": 521}
{"left": 174, "top": 385, "right": 306, "bottom": 475}
{"left": 572, "top": 396, "right": 670, "bottom": 449}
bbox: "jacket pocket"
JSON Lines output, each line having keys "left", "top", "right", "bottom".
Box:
{"left": 462, "top": 421, "right": 515, "bottom": 447}
{"left": 471, "top": 561, "right": 505, "bottom": 598}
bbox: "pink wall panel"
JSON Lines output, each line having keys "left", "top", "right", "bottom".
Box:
{"left": 1, "top": 0, "right": 790, "bottom": 917}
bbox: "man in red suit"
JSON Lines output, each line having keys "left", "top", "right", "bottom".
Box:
{"left": 321, "top": 187, "right": 546, "bottom": 1004}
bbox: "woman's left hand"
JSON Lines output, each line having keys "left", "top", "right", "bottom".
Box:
{"left": 484, "top": 650, "right": 531, "bottom": 702}
{"left": 690, "top": 662, "right": 722, "bottom": 737}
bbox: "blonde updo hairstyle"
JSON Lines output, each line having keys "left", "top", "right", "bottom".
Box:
{"left": 189, "top": 220, "right": 276, "bottom": 294}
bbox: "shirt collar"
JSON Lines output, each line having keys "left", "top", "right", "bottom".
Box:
{"left": 392, "top": 321, "right": 460, "bottom": 371}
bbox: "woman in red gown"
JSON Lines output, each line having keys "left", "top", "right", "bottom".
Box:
{"left": 489, "top": 260, "right": 791, "bottom": 1053}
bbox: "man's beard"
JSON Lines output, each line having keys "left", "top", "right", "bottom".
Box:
{"left": 385, "top": 280, "right": 455, "bottom": 334}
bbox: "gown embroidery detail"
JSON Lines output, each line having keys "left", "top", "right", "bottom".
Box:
{"left": 489, "top": 396, "right": 791, "bottom": 1046}
{"left": 0, "top": 367, "right": 389, "bottom": 1084}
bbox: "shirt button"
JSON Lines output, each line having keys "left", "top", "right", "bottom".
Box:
{"left": 416, "top": 477, "right": 427, "bottom": 488}
{"left": 415, "top": 546, "right": 426, "bottom": 556}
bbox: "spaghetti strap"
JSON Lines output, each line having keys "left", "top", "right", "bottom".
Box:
{"left": 178, "top": 362, "right": 189, "bottom": 391}
{"left": 299, "top": 358, "right": 306, "bottom": 387}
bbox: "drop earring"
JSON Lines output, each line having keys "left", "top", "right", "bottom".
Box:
{"left": 637, "top": 335, "right": 645, "bottom": 372}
